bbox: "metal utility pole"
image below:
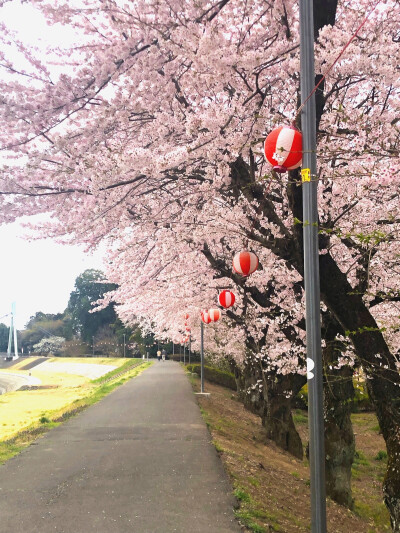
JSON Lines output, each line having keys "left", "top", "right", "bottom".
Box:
{"left": 188, "top": 335, "right": 191, "bottom": 365}
{"left": 200, "top": 322, "right": 205, "bottom": 393}
{"left": 7, "top": 302, "right": 18, "bottom": 360}
{"left": 183, "top": 342, "right": 186, "bottom": 365}
{"left": 299, "top": 0, "right": 327, "bottom": 531}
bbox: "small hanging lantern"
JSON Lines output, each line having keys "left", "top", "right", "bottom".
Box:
{"left": 264, "top": 125, "right": 302, "bottom": 173}
{"left": 218, "top": 290, "right": 236, "bottom": 309}
{"left": 185, "top": 326, "right": 191, "bottom": 332}
{"left": 183, "top": 313, "right": 190, "bottom": 320}
{"left": 208, "top": 308, "right": 221, "bottom": 322}
{"left": 233, "top": 251, "right": 259, "bottom": 276}
{"left": 201, "top": 310, "right": 212, "bottom": 324}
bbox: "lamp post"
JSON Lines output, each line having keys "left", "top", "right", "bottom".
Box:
{"left": 200, "top": 321, "right": 205, "bottom": 393}
{"left": 198, "top": 310, "right": 215, "bottom": 395}
{"left": 123, "top": 334, "right": 126, "bottom": 358}
{"left": 299, "top": 0, "right": 327, "bottom": 530}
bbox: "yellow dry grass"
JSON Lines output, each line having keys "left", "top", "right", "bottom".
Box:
{"left": 0, "top": 357, "right": 128, "bottom": 440}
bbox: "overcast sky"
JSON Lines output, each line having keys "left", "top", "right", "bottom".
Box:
{"left": 0, "top": 221, "right": 104, "bottom": 330}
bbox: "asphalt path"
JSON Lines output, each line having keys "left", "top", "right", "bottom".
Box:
{"left": 0, "top": 361, "right": 242, "bottom": 533}
{"left": 0, "top": 372, "right": 41, "bottom": 395}
{"left": 0, "top": 357, "right": 43, "bottom": 394}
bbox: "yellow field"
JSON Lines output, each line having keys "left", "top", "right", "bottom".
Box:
{"left": 0, "top": 357, "right": 129, "bottom": 440}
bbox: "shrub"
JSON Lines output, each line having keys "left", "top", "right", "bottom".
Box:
{"left": 294, "top": 379, "right": 374, "bottom": 412}
{"left": 187, "top": 364, "right": 237, "bottom": 390}
{"left": 375, "top": 450, "right": 388, "bottom": 461}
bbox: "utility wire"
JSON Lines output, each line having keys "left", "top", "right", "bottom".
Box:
{"left": 293, "top": 0, "right": 381, "bottom": 124}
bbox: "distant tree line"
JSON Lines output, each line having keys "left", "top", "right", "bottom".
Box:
{"left": 0, "top": 269, "right": 153, "bottom": 357}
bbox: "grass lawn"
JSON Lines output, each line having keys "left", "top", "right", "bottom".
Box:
{"left": 0, "top": 357, "right": 152, "bottom": 462}
{"left": 188, "top": 372, "right": 391, "bottom": 533}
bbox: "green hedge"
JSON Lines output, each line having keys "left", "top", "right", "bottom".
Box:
{"left": 187, "top": 364, "right": 237, "bottom": 391}
{"left": 295, "top": 380, "right": 374, "bottom": 412}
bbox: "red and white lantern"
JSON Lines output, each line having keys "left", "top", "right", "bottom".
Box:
{"left": 233, "top": 251, "right": 259, "bottom": 276}
{"left": 201, "top": 310, "right": 212, "bottom": 324}
{"left": 208, "top": 308, "right": 221, "bottom": 322}
{"left": 218, "top": 290, "right": 236, "bottom": 309}
{"left": 183, "top": 313, "right": 190, "bottom": 320}
{"left": 264, "top": 125, "right": 302, "bottom": 173}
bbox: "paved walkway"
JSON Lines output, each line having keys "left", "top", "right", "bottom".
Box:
{"left": 0, "top": 361, "right": 242, "bottom": 533}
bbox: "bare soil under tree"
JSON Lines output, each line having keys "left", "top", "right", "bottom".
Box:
{"left": 191, "top": 375, "right": 390, "bottom": 533}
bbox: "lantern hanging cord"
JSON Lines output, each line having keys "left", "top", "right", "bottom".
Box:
{"left": 293, "top": 0, "right": 381, "bottom": 125}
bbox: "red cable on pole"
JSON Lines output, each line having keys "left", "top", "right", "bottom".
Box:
{"left": 294, "top": 0, "right": 381, "bottom": 124}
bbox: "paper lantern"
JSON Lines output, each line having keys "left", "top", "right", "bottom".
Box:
{"left": 218, "top": 290, "right": 236, "bottom": 309}
{"left": 201, "top": 310, "right": 212, "bottom": 324}
{"left": 208, "top": 308, "right": 221, "bottom": 322}
{"left": 264, "top": 125, "right": 302, "bottom": 173}
{"left": 183, "top": 313, "right": 190, "bottom": 320}
{"left": 233, "top": 251, "right": 259, "bottom": 276}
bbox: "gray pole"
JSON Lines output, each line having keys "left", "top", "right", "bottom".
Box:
{"left": 123, "top": 334, "right": 126, "bottom": 358}
{"left": 189, "top": 335, "right": 191, "bottom": 365}
{"left": 299, "top": 0, "right": 327, "bottom": 531}
{"left": 183, "top": 342, "right": 186, "bottom": 365}
{"left": 200, "top": 322, "right": 204, "bottom": 393}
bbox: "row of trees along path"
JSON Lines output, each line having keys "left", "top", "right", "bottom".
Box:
{"left": 0, "top": 0, "right": 399, "bottom": 529}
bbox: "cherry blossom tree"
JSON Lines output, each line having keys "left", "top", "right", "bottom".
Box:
{"left": 0, "top": 0, "right": 399, "bottom": 527}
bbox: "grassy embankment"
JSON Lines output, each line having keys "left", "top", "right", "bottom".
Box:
{"left": 0, "top": 357, "right": 152, "bottom": 464}
{"left": 186, "top": 370, "right": 391, "bottom": 533}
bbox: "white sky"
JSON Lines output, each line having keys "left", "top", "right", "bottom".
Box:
{"left": 0, "top": 221, "right": 105, "bottom": 329}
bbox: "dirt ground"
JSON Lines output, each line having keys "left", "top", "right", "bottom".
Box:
{"left": 191, "top": 376, "right": 390, "bottom": 533}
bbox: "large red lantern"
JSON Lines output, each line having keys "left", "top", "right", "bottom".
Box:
{"left": 201, "top": 310, "right": 212, "bottom": 324}
{"left": 208, "top": 308, "right": 221, "bottom": 322}
{"left": 264, "top": 125, "right": 302, "bottom": 173}
{"left": 218, "top": 290, "right": 236, "bottom": 309}
{"left": 233, "top": 251, "right": 259, "bottom": 276}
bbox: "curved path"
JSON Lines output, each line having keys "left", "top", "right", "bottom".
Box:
{"left": 0, "top": 361, "right": 241, "bottom": 533}
{"left": 0, "top": 371, "right": 41, "bottom": 395}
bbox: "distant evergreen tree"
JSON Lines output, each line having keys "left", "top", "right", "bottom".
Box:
{"left": 67, "top": 269, "right": 118, "bottom": 343}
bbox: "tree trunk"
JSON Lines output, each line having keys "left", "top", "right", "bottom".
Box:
{"left": 383, "top": 430, "right": 400, "bottom": 532}
{"left": 323, "top": 330, "right": 355, "bottom": 508}
{"left": 233, "top": 355, "right": 265, "bottom": 416}
{"left": 234, "top": 355, "right": 305, "bottom": 459}
{"left": 319, "top": 253, "right": 400, "bottom": 529}
{"left": 262, "top": 372, "right": 306, "bottom": 460}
